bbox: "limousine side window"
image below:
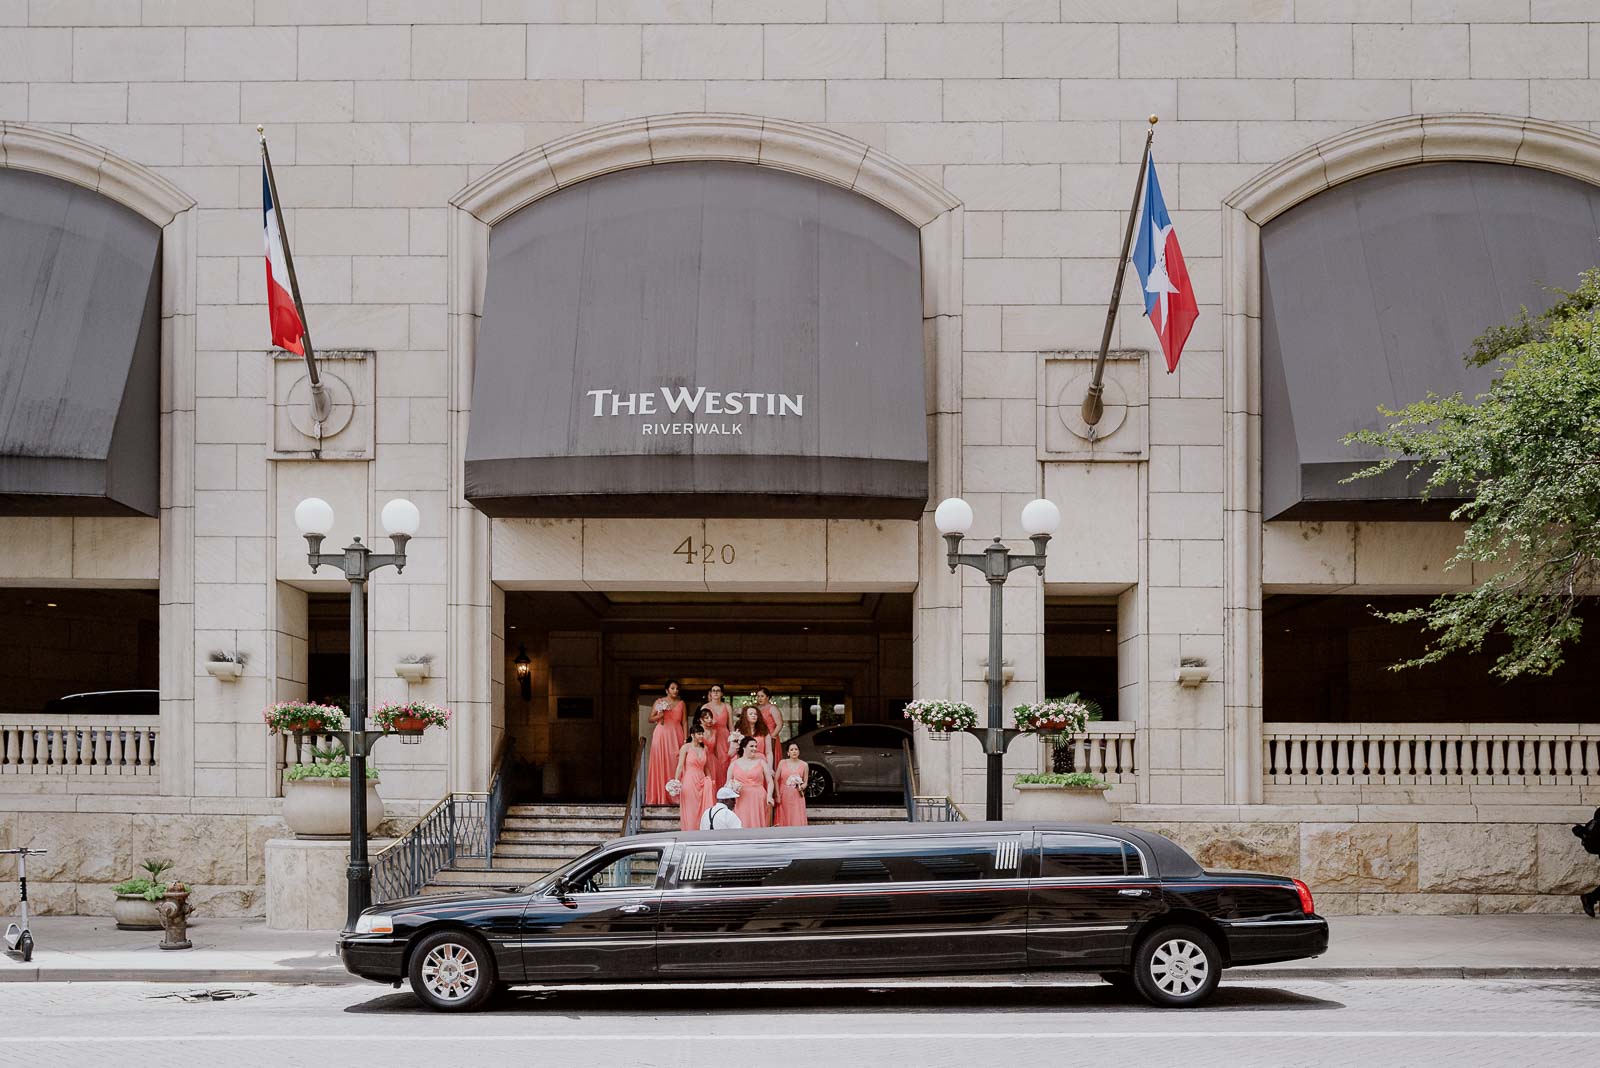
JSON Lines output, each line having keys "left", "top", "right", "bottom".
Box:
{"left": 1038, "top": 833, "right": 1141, "bottom": 878}
{"left": 682, "top": 835, "right": 1017, "bottom": 890}
{"left": 571, "top": 848, "right": 662, "bottom": 893}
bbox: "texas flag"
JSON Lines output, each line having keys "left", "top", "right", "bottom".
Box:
{"left": 1131, "top": 156, "right": 1198, "bottom": 374}
{"left": 262, "top": 166, "right": 304, "bottom": 356}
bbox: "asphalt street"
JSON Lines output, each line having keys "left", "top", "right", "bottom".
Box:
{"left": 2, "top": 976, "right": 1597, "bottom": 1068}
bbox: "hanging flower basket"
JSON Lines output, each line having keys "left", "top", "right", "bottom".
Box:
{"left": 902, "top": 700, "right": 977, "bottom": 741}
{"left": 1012, "top": 698, "right": 1093, "bottom": 738}
{"left": 373, "top": 701, "right": 451, "bottom": 744}
{"left": 262, "top": 701, "right": 346, "bottom": 736}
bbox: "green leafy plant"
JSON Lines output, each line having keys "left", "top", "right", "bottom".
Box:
{"left": 112, "top": 858, "right": 177, "bottom": 901}
{"left": 1015, "top": 772, "right": 1109, "bottom": 789}
{"left": 901, "top": 699, "right": 978, "bottom": 733}
{"left": 285, "top": 761, "right": 379, "bottom": 782}
{"left": 1344, "top": 267, "right": 1600, "bottom": 679}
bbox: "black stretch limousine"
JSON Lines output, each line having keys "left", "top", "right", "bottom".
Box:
{"left": 339, "top": 822, "right": 1328, "bottom": 1011}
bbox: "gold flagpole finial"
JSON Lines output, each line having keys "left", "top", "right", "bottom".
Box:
{"left": 256, "top": 124, "right": 265, "bottom": 142}
{"left": 1148, "top": 114, "right": 1159, "bottom": 126}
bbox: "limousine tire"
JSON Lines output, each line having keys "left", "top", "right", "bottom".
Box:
{"left": 1131, "top": 926, "right": 1221, "bottom": 1008}
{"left": 408, "top": 929, "right": 498, "bottom": 1013}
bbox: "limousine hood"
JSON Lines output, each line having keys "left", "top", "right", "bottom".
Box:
{"left": 378, "top": 888, "right": 519, "bottom": 913}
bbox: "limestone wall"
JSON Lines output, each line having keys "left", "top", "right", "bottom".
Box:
{"left": 1133, "top": 814, "right": 1600, "bottom": 915}
{"left": 0, "top": 797, "right": 419, "bottom": 918}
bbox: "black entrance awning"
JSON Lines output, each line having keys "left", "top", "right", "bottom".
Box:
{"left": 465, "top": 161, "right": 928, "bottom": 520}
{"left": 0, "top": 168, "right": 161, "bottom": 517}
{"left": 1261, "top": 161, "right": 1600, "bottom": 521}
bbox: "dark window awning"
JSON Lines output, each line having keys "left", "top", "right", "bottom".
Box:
{"left": 465, "top": 161, "right": 928, "bottom": 520}
{"left": 0, "top": 168, "right": 161, "bottom": 517}
{"left": 1261, "top": 161, "right": 1600, "bottom": 521}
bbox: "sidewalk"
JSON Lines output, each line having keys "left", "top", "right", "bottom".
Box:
{"left": 1, "top": 915, "right": 1596, "bottom": 984}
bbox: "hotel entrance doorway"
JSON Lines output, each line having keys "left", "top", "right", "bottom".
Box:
{"left": 502, "top": 591, "right": 911, "bottom": 802}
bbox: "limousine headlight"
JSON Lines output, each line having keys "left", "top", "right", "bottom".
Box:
{"left": 354, "top": 913, "right": 394, "bottom": 935}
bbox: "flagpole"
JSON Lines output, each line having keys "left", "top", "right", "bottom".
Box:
{"left": 1081, "top": 114, "right": 1158, "bottom": 430}
{"left": 258, "top": 125, "right": 332, "bottom": 426}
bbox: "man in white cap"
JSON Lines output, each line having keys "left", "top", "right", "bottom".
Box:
{"left": 700, "top": 784, "right": 742, "bottom": 830}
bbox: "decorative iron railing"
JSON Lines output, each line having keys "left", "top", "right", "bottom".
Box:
{"left": 913, "top": 796, "right": 966, "bottom": 822}
{"left": 0, "top": 716, "right": 158, "bottom": 779}
{"left": 370, "top": 746, "right": 512, "bottom": 903}
{"left": 620, "top": 735, "right": 648, "bottom": 838}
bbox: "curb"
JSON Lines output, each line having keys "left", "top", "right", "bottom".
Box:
{"left": 5, "top": 965, "right": 1599, "bottom": 984}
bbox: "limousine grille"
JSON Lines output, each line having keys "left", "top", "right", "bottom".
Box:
{"left": 995, "top": 838, "right": 1019, "bottom": 872}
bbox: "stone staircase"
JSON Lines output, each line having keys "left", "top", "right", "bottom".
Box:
{"left": 422, "top": 800, "right": 908, "bottom": 895}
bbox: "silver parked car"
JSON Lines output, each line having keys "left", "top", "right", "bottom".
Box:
{"left": 791, "top": 723, "right": 912, "bottom": 800}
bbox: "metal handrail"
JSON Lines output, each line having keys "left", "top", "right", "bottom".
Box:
{"left": 901, "top": 738, "right": 918, "bottom": 820}
{"left": 485, "top": 742, "right": 514, "bottom": 868}
{"left": 370, "top": 745, "right": 513, "bottom": 900}
{"left": 620, "top": 735, "right": 648, "bottom": 838}
{"left": 912, "top": 795, "right": 967, "bottom": 822}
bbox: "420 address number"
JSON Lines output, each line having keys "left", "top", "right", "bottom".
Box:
{"left": 673, "top": 537, "right": 736, "bottom": 566}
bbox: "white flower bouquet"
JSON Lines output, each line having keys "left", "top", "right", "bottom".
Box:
{"left": 786, "top": 774, "right": 803, "bottom": 790}
{"left": 664, "top": 778, "right": 682, "bottom": 798}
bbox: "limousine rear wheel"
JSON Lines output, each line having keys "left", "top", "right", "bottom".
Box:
{"left": 1132, "top": 926, "right": 1221, "bottom": 1008}
{"left": 409, "top": 929, "right": 498, "bottom": 1013}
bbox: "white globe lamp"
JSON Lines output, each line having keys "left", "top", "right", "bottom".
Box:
{"left": 934, "top": 497, "right": 974, "bottom": 535}
{"left": 1020, "top": 498, "right": 1061, "bottom": 538}
{"left": 293, "top": 497, "right": 334, "bottom": 538}
{"left": 380, "top": 498, "right": 421, "bottom": 538}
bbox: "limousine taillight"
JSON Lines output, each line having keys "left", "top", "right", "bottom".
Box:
{"left": 1292, "top": 877, "right": 1315, "bottom": 915}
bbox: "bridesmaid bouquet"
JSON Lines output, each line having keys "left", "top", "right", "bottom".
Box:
{"left": 664, "top": 779, "right": 682, "bottom": 798}
{"left": 786, "top": 774, "right": 803, "bottom": 790}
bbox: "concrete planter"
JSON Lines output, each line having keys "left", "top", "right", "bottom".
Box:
{"left": 282, "top": 777, "right": 384, "bottom": 839}
{"left": 112, "top": 894, "right": 163, "bottom": 930}
{"left": 1010, "top": 782, "right": 1115, "bottom": 823}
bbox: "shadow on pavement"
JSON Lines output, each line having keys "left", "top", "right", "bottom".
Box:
{"left": 346, "top": 982, "right": 1343, "bottom": 1016}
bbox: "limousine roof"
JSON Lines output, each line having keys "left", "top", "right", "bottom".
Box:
{"left": 621, "top": 821, "right": 1205, "bottom": 879}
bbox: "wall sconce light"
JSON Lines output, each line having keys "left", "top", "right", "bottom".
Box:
{"left": 514, "top": 644, "right": 532, "bottom": 701}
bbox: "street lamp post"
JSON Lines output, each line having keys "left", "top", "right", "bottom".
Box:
{"left": 293, "top": 496, "right": 422, "bottom": 931}
{"left": 934, "top": 496, "right": 1062, "bottom": 822}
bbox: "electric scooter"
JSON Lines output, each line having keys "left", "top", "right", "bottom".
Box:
{"left": 2, "top": 848, "right": 46, "bottom": 963}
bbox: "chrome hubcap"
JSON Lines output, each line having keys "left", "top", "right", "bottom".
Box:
{"left": 1150, "top": 938, "right": 1209, "bottom": 997}
{"left": 421, "top": 942, "right": 480, "bottom": 1001}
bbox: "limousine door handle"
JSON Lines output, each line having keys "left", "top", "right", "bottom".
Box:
{"left": 1118, "top": 888, "right": 1152, "bottom": 897}
{"left": 619, "top": 903, "right": 651, "bottom": 914}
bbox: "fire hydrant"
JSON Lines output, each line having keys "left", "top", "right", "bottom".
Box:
{"left": 156, "top": 887, "right": 193, "bottom": 951}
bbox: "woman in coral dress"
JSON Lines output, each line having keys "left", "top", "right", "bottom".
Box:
{"left": 728, "top": 736, "right": 774, "bottom": 829}
{"left": 703, "top": 684, "right": 733, "bottom": 789}
{"left": 673, "top": 725, "right": 715, "bottom": 832}
{"left": 774, "top": 742, "right": 809, "bottom": 827}
{"left": 754, "top": 686, "right": 782, "bottom": 770}
{"left": 645, "top": 680, "right": 687, "bottom": 806}
{"left": 731, "top": 705, "right": 770, "bottom": 765}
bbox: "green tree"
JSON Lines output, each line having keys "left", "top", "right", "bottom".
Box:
{"left": 1344, "top": 268, "right": 1600, "bottom": 679}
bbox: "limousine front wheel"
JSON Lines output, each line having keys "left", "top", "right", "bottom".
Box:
{"left": 1132, "top": 926, "right": 1221, "bottom": 1008}
{"left": 409, "top": 929, "right": 498, "bottom": 1013}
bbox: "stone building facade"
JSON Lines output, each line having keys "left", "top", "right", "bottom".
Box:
{"left": 3, "top": 1, "right": 1600, "bottom": 918}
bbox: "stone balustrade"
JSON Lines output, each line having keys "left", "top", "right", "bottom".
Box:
{"left": 1070, "top": 723, "right": 1138, "bottom": 784}
{"left": 1264, "top": 723, "right": 1600, "bottom": 800}
{"left": 0, "top": 715, "right": 158, "bottom": 782}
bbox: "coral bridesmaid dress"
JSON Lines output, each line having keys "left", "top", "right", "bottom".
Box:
{"left": 758, "top": 703, "right": 782, "bottom": 762}
{"left": 730, "top": 760, "right": 770, "bottom": 828}
{"left": 707, "top": 705, "right": 731, "bottom": 789}
{"left": 645, "top": 698, "right": 686, "bottom": 806}
{"left": 678, "top": 745, "right": 714, "bottom": 832}
{"left": 774, "top": 757, "right": 808, "bottom": 827}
